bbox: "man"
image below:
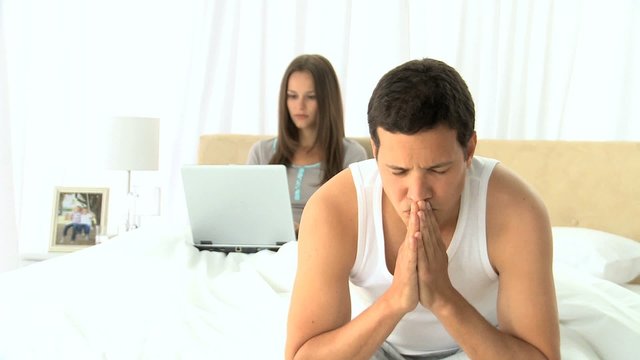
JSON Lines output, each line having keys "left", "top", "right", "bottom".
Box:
{"left": 285, "top": 58, "right": 560, "bottom": 359}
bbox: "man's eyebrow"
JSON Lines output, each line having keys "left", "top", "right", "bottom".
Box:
{"left": 428, "top": 161, "right": 453, "bottom": 169}
{"left": 385, "top": 161, "right": 453, "bottom": 170}
{"left": 385, "top": 163, "right": 407, "bottom": 171}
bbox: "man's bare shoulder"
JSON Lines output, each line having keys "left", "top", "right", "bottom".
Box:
{"left": 298, "top": 167, "right": 359, "bottom": 263}
{"left": 486, "top": 163, "right": 552, "bottom": 270}
{"left": 306, "top": 168, "right": 358, "bottom": 220}
{"left": 487, "top": 163, "right": 549, "bottom": 224}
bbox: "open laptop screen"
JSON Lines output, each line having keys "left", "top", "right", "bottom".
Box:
{"left": 181, "top": 164, "right": 296, "bottom": 253}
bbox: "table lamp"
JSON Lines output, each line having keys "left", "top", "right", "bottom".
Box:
{"left": 108, "top": 116, "right": 160, "bottom": 231}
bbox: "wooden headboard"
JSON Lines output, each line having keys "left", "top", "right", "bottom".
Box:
{"left": 198, "top": 134, "right": 640, "bottom": 241}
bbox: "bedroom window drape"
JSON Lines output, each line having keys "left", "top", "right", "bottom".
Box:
{"left": 1, "top": 0, "right": 639, "bottom": 270}
{"left": 0, "top": 2, "right": 20, "bottom": 272}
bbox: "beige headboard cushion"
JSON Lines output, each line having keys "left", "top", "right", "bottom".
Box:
{"left": 198, "top": 134, "right": 374, "bottom": 164}
{"left": 475, "top": 140, "right": 640, "bottom": 241}
{"left": 198, "top": 134, "right": 640, "bottom": 241}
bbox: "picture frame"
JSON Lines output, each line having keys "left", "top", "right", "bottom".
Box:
{"left": 49, "top": 187, "right": 109, "bottom": 252}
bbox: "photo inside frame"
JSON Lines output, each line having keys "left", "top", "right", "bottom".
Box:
{"left": 50, "top": 188, "right": 108, "bottom": 251}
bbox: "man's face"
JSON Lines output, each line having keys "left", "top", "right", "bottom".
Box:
{"left": 373, "top": 126, "right": 475, "bottom": 226}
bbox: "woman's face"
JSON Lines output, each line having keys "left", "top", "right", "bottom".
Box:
{"left": 286, "top": 70, "right": 318, "bottom": 131}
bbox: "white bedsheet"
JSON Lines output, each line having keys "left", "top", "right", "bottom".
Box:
{"left": 0, "top": 226, "right": 639, "bottom": 359}
{"left": 624, "top": 283, "right": 640, "bottom": 295}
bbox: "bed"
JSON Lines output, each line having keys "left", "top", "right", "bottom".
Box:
{"left": 1, "top": 135, "right": 639, "bottom": 359}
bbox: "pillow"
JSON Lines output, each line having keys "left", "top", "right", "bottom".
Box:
{"left": 552, "top": 226, "right": 640, "bottom": 284}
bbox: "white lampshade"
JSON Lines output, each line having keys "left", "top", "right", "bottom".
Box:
{"left": 108, "top": 117, "right": 159, "bottom": 171}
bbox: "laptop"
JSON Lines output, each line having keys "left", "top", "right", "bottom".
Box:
{"left": 181, "top": 164, "right": 296, "bottom": 253}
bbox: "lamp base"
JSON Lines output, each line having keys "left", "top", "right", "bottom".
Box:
{"left": 124, "top": 191, "right": 140, "bottom": 232}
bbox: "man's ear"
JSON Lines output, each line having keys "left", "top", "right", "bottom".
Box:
{"left": 370, "top": 138, "right": 378, "bottom": 159}
{"left": 465, "top": 131, "right": 477, "bottom": 166}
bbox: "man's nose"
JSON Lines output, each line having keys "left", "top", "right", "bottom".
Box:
{"left": 407, "top": 174, "right": 432, "bottom": 202}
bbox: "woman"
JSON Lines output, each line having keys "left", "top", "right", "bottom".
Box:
{"left": 247, "top": 54, "right": 367, "bottom": 232}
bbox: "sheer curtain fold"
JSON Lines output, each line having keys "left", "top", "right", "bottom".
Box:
{"left": 0, "top": 2, "right": 20, "bottom": 272}
{"left": 2, "top": 0, "right": 639, "bottom": 270}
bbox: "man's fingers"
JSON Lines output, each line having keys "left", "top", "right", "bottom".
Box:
{"left": 425, "top": 201, "right": 447, "bottom": 253}
{"left": 401, "top": 201, "right": 419, "bottom": 271}
{"left": 408, "top": 201, "right": 419, "bottom": 234}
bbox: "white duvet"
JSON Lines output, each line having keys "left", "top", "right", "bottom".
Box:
{"left": 0, "top": 226, "right": 639, "bottom": 359}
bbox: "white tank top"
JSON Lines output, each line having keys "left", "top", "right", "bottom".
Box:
{"left": 348, "top": 157, "right": 499, "bottom": 356}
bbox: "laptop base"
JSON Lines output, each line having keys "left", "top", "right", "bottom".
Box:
{"left": 194, "top": 244, "right": 281, "bottom": 254}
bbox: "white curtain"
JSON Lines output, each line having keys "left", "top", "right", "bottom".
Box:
{"left": 0, "top": 1, "right": 19, "bottom": 272}
{"left": 2, "top": 0, "right": 639, "bottom": 271}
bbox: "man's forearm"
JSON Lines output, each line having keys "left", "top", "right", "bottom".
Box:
{"left": 291, "top": 293, "right": 405, "bottom": 360}
{"left": 433, "top": 290, "right": 551, "bottom": 360}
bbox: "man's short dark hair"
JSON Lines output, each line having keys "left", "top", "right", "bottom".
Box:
{"left": 367, "top": 58, "right": 475, "bottom": 153}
